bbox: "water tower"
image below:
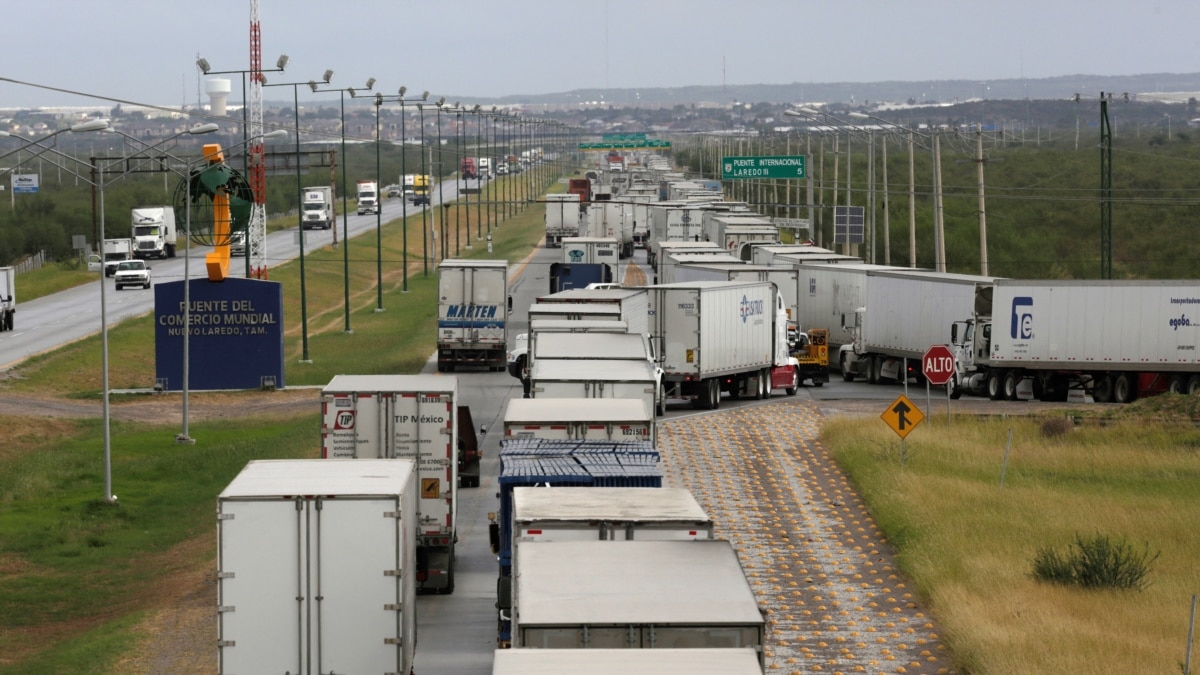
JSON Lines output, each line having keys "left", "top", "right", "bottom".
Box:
{"left": 204, "top": 78, "right": 232, "bottom": 115}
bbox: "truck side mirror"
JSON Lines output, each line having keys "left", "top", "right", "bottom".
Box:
{"left": 951, "top": 324, "right": 959, "bottom": 344}
{"left": 507, "top": 295, "right": 513, "bottom": 311}
{"left": 488, "top": 522, "right": 501, "bottom": 555}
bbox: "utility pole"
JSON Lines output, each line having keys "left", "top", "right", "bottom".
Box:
{"left": 977, "top": 129, "right": 988, "bottom": 276}
{"left": 1100, "top": 92, "right": 1113, "bottom": 279}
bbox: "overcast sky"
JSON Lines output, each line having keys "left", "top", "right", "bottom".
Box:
{"left": 3, "top": 0, "right": 1199, "bottom": 110}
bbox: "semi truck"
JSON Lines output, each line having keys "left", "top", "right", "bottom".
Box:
{"left": 544, "top": 193, "right": 582, "bottom": 248}
{"left": 411, "top": 174, "right": 431, "bottom": 206}
{"left": 101, "top": 237, "right": 134, "bottom": 277}
{"left": 523, "top": 330, "right": 663, "bottom": 415}
{"left": 534, "top": 287, "right": 650, "bottom": 337}
{"left": 492, "top": 437, "right": 662, "bottom": 645}
{"left": 528, "top": 358, "right": 662, "bottom": 419}
{"left": 460, "top": 157, "right": 477, "bottom": 179}
{"left": 511, "top": 540, "right": 764, "bottom": 660}
{"left": 216, "top": 459, "right": 418, "bottom": 675}
{"left": 838, "top": 269, "right": 995, "bottom": 385}
{"left": 130, "top": 206, "right": 178, "bottom": 259}
{"left": 320, "top": 374, "right": 476, "bottom": 594}
{"left": 504, "top": 397, "right": 655, "bottom": 443}
{"left": 356, "top": 179, "right": 378, "bottom": 215}
{"left": 550, "top": 237, "right": 620, "bottom": 292}
{"left": 949, "top": 279, "right": 1200, "bottom": 403}
{"left": 507, "top": 319, "right": 631, "bottom": 393}
{"left": 0, "top": 266, "right": 13, "bottom": 331}
{"left": 301, "top": 186, "right": 334, "bottom": 229}
{"left": 650, "top": 280, "right": 801, "bottom": 409}
{"left": 437, "top": 259, "right": 509, "bottom": 372}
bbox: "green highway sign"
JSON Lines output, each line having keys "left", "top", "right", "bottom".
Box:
{"left": 579, "top": 140, "right": 671, "bottom": 150}
{"left": 602, "top": 132, "right": 648, "bottom": 142}
{"left": 721, "top": 155, "right": 807, "bottom": 180}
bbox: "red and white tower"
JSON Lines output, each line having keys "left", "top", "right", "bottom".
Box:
{"left": 247, "top": 0, "right": 268, "bottom": 278}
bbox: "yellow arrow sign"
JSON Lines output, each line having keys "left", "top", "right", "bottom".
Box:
{"left": 881, "top": 394, "right": 924, "bottom": 439}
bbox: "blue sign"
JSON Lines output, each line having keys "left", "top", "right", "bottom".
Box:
{"left": 154, "top": 277, "right": 285, "bottom": 391}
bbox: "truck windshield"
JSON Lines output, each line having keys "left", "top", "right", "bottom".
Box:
{"left": 304, "top": 203, "right": 323, "bottom": 212}
{"left": 133, "top": 226, "right": 161, "bottom": 236}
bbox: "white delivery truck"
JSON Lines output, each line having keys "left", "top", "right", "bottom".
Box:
{"left": 651, "top": 280, "right": 800, "bottom": 409}
{"left": 437, "top": 259, "right": 509, "bottom": 371}
{"left": 950, "top": 279, "right": 1200, "bottom": 404}
{"left": 320, "top": 374, "right": 467, "bottom": 593}
{"left": 510, "top": 486, "right": 713, "bottom": 543}
{"left": 651, "top": 241, "right": 723, "bottom": 281}
{"left": 552, "top": 237, "right": 621, "bottom": 292}
{"left": 356, "top": 179, "right": 379, "bottom": 215}
{"left": 101, "top": 237, "right": 134, "bottom": 277}
{"left": 528, "top": 358, "right": 660, "bottom": 420}
{"left": 544, "top": 193, "right": 582, "bottom": 247}
{"left": 130, "top": 206, "right": 179, "bottom": 259}
{"left": 534, "top": 287, "right": 650, "bottom": 338}
{"left": 0, "top": 266, "right": 13, "bottom": 331}
{"left": 301, "top": 185, "right": 334, "bottom": 229}
{"left": 792, "top": 263, "right": 911, "bottom": 354}
{"left": 511, "top": 540, "right": 764, "bottom": 662}
{"left": 216, "top": 459, "right": 417, "bottom": 675}
{"left": 492, "top": 648, "right": 764, "bottom": 675}
{"left": 657, "top": 251, "right": 743, "bottom": 285}
{"left": 525, "top": 331, "right": 662, "bottom": 413}
{"left": 508, "top": 319, "right": 629, "bottom": 380}
{"left": 838, "top": 269, "right": 995, "bottom": 385}
{"left": 504, "top": 397, "right": 655, "bottom": 443}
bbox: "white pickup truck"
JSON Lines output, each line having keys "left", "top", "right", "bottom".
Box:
{"left": 113, "top": 260, "right": 151, "bottom": 290}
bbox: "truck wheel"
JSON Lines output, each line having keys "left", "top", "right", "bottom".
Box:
{"left": 1187, "top": 375, "right": 1200, "bottom": 395}
{"left": 1003, "top": 371, "right": 1021, "bottom": 401}
{"left": 948, "top": 377, "right": 963, "bottom": 400}
{"left": 986, "top": 371, "right": 1004, "bottom": 400}
{"left": 1168, "top": 374, "right": 1187, "bottom": 394}
{"left": 1092, "top": 374, "right": 1114, "bottom": 403}
{"left": 709, "top": 378, "right": 721, "bottom": 409}
{"left": 840, "top": 355, "right": 855, "bottom": 382}
{"left": 785, "top": 368, "right": 799, "bottom": 396}
{"left": 1113, "top": 373, "right": 1136, "bottom": 404}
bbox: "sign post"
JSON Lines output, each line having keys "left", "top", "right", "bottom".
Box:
{"left": 923, "top": 344, "right": 956, "bottom": 420}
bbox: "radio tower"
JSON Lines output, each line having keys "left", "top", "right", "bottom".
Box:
{"left": 247, "top": 0, "right": 268, "bottom": 278}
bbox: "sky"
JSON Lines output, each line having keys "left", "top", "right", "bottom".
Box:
{"left": 3, "top": 0, "right": 1199, "bottom": 110}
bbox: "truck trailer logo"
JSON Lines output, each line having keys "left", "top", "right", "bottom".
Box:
{"left": 1010, "top": 296, "right": 1034, "bottom": 339}
{"left": 446, "top": 305, "right": 498, "bottom": 319}
{"left": 333, "top": 410, "right": 356, "bottom": 430}
{"left": 567, "top": 249, "right": 584, "bottom": 262}
{"left": 740, "top": 294, "right": 764, "bottom": 323}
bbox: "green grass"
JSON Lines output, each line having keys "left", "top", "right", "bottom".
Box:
{"left": 822, "top": 412, "right": 1200, "bottom": 674}
{"left": 0, "top": 416, "right": 319, "bottom": 673}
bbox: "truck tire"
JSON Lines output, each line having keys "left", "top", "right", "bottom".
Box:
{"left": 948, "top": 376, "right": 963, "bottom": 400}
{"left": 1168, "top": 374, "right": 1187, "bottom": 394}
{"left": 1092, "top": 374, "right": 1114, "bottom": 403}
{"left": 1113, "top": 373, "right": 1136, "bottom": 404}
{"left": 785, "top": 367, "right": 799, "bottom": 396}
{"left": 986, "top": 370, "right": 1004, "bottom": 400}
{"left": 1003, "top": 370, "right": 1021, "bottom": 401}
{"left": 709, "top": 378, "right": 722, "bottom": 409}
{"left": 1187, "top": 374, "right": 1200, "bottom": 395}
{"left": 840, "top": 355, "right": 855, "bottom": 382}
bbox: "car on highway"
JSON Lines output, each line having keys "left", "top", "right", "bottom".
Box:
{"left": 411, "top": 194, "right": 431, "bottom": 206}
{"left": 113, "top": 260, "right": 151, "bottom": 290}
{"left": 385, "top": 184, "right": 403, "bottom": 198}
{"left": 229, "top": 231, "right": 247, "bottom": 257}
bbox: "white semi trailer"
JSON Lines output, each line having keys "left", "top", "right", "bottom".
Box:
{"left": 437, "top": 259, "right": 509, "bottom": 371}
{"left": 504, "top": 396, "right": 656, "bottom": 444}
{"left": 951, "top": 279, "right": 1200, "bottom": 403}
{"left": 320, "top": 374, "right": 466, "bottom": 593}
{"left": 216, "top": 459, "right": 417, "bottom": 675}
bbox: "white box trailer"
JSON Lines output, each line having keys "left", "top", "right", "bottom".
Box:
{"left": 527, "top": 302, "right": 623, "bottom": 323}
{"left": 535, "top": 287, "right": 650, "bottom": 337}
{"left": 561, "top": 236, "right": 620, "bottom": 265}
{"left": 492, "top": 647, "right": 763, "bottom": 674}
{"left": 508, "top": 320, "right": 633, "bottom": 396}
{"left": 658, "top": 251, "right": 743, "bottom": 285}
{"left": 751, "top": 244, "right": 851, "bottom": 267}
{"left": 529, "top": 358, "right": 660, "bottom": 419}
{"left": 437, "top": 258, "right": 509, "bottom": 371}
{"left": 217, "top": 459, "right": 417, "bottom": 675}
{"left": 504, "top": 397, "right": 655, "bottom": 443}
{"left": 952, "top": 279, "right": 1200, "bottom": 403}
{"left": 650, "top": 240, "right": 724, "bottom": 278}
{"left": 320, "top": 374, "right": 461, "bottom": 593}
{"left": 511, "top": 486, "right": 713, "bottom": 542}
{"left": 512, "top": 540, "right": 764, "bottom": 662}
{"left": 0, "top": 266, "right": 14, "bottom": 332}
{"left": 544, "top": 193, "right": 582, "bottom": 247}
{"left": 651, "top": 280, "right": 792, "bottom": 409}
{"left": 840, "top": 269, "right": 994, "bottom": 384}
{"left": 793, "top": 263, "right": 910, "bottom": 352}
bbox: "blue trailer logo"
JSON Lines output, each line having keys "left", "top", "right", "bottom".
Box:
{"left": 740, "top": 294, "right": 764, "bottom": 323}
{"left": 1010, "top": 296, "right": 1034, "bottom": 339}
{"left": 567, "top": 249, "right": 584, "bottom": 262}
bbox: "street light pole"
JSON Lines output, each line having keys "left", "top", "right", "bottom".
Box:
{"left": 265, "top": 70, "right": 333, "bottom": 363}
{"left": 311, "top": 77, "right": 375, "bottom": 330}
{"left": 417, "top": 98, "right": 430, "bottom": 275}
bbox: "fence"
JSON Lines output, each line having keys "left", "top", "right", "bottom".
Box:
{"left": 12, "top": 250, "right": 47, "bottom": 274}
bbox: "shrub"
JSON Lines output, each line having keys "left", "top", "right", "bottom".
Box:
{"left": 1032, "top": 533, "right": 1159, "bottom": 590}
{"left": 1039, "top": 417, "right": 1074, "bottom": 438}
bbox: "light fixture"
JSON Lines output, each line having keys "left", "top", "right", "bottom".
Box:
{"left": 276, "top": 55, "right": 289, "bottom": 70}
{"left": 398, "top": 86, "right": 407, "bottom": 96}
{"left": 322, "top": 69, "right": 334, "bottom": 83}
{"left": 421, "top": 91, "right": 429, "bottom": 101}
{"left": 196, "top": 58, "right": 211, "bottom": 74}
{"left": 365, "top": 77, "right": 376, "bottom": 90}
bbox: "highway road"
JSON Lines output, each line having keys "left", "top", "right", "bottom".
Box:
{"left": 0, "top": 174, "right": 480, "bottom": 370}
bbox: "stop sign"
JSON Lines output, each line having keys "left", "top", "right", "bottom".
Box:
{"left": 922, "top": 345, "right": 956, "bottom": 386}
